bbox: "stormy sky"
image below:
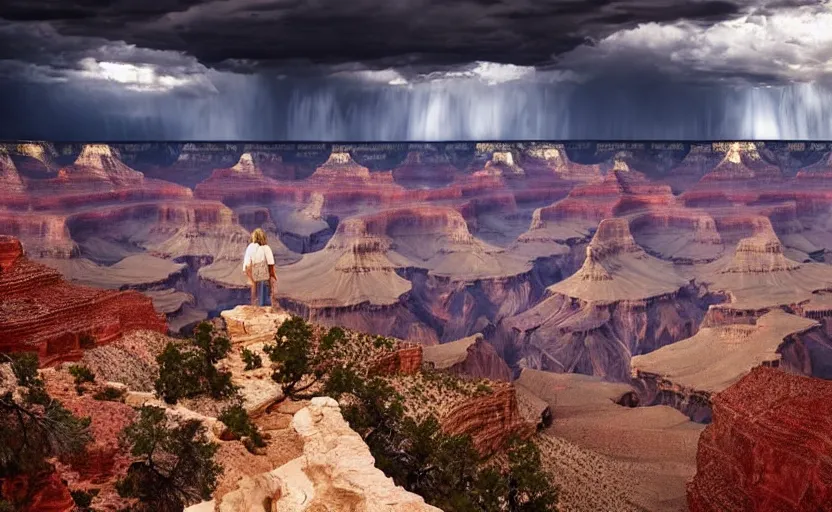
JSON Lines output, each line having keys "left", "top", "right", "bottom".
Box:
{"left": 1, "top": 0, "right": 831, "bottom": 140}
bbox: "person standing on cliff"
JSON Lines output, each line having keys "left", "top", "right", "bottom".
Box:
{"left": 243, "top": 228, "right": 277, "bottom": 307}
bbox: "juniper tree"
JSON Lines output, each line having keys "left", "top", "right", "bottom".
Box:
{"left": 0, "top": 353, "right": 92, "bottom": 507}
{"left": 117, "top": 406, "right": 222, "bottom": 512}
{"left": 154, "top": 322, "right": 235, "bottom": 403}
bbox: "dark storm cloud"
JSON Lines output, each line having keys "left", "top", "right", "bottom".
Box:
{"left": 1, "top": 0, "right": 832, "bottom": 142}
{"left": 0, "top": 0, "right": 751, "bottom": 71}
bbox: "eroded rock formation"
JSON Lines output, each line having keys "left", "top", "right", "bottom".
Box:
{"left": 631, "top": 310, "right": 828, "bottom": 421}
{"left": 687, "top": 367, "right": 832, "bottom": 512}
{"left": 0, "top": 236, "right": 167, "bottom": 365}
{"left": 502, "top": 218, "right": 706, "bottom": 381}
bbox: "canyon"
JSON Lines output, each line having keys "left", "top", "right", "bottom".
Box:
{"left": 3, "top": 140, "right": 832, "bottom": 511}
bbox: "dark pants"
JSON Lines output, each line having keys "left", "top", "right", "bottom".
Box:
{"left": 257, "top": 281, "right": 269, "bottom": 306}
{"left": 251, "top": 280, "right": 271, "bottom": 307}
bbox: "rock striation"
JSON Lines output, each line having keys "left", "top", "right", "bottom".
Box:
{"left": 0, "top": 236, "right": 167, "bottom": 365}
{"left": 695, "top": 219, "right": 832, "bottom": 311}
{"left": 687, "top": 367, "right": 832, "bottom": 512}
{"left": 276, "top": 206, "right": 533, "bottom": 343}
{"left": 538, "top": 161, "right": 675, "bottom": 225}
{"left": 683, "top": 142, "right": 784, "bottom": 207}
{"left": 0, "top": 148, "right": 26, "bottom": 196}
{"left": 502, "top": 219, "right": 705, "bottom": 381}
{"left": 440, "top": 382, "right": 534, "bottom": 455}
{"left": 631, "top": 310, "right": 826, "bottom": 422}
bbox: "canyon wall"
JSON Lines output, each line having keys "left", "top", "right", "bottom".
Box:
{"left": 687, "top": 367, "right": 832, "bottom": 512}
{"left": 0, "top": 236, "right": 167, "bottom": 365}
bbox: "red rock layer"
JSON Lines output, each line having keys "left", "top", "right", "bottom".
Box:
{"left": 45, "top": 371, "right": 137, "bottom": 486}
{"left": 194, "top": 149, "right": 570, "bottom": 217}
{"left": 369, "top": 345, "right": 424, "bottom": 375}
{"left": 540, "top": 164, "right": 675, "bottom": 222}
{"left": 682, "top": 143, "right": 786, "bottom": 208}
{"left": 392, "top": 152, "right": 458, "bottom": 184}
{"left": 1, "top": 472, "right": 74, "bottom": 512}
{"left": 688, "top": 367, "right": 832, "bottom": 512}
{"left": 0, "top": 236, "right": 167, "bottom": 365}
{"left": 441, "top": 383, "right": 535, "bottom": 456}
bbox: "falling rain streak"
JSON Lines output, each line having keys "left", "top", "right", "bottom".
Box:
{"left": 2, "top": 75, "right": 832, "bottom": 141}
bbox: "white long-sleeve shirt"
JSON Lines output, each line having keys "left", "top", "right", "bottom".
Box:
{"left": 243, "top": 242, "right": 275, "bottom": 270}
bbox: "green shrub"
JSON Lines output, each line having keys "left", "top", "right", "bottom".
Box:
{"left": 69, "top": 365, "right": 95, "bottom": 390}
{"left": 1, "top": 353, "right": 92, "bottom": 485}
{"left": 241, "top": 348, "right": 262, "bottom": 371}
{"left": 218, "top": 404, "right": 265, "bottom": 449}
{"left": 93, "top": 386, "right": 125, "bottom": 402}
{"left": 154, "top": 322, "right": 236, "bottom": 404}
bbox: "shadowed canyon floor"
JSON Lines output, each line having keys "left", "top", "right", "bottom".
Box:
{"left": 3, "top": 140, "right": 832, "bottom": 511}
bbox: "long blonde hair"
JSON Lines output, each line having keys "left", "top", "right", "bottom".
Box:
{"left": 251, "top": 228, "right": 267, "bottom": 246}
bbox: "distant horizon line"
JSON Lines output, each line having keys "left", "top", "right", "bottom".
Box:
{"left": 3, "top": 139, "right": 832, "bottom": 145}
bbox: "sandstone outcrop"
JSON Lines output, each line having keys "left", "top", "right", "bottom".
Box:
{"left": 440, "top": 382, "right": 534, "bottom": 454}
{"left": 217, "top": 306, "right": 537, "bottom": 455}
{"left": 14, "top": 142, "right": 58, "bottom": 173}
{"left": 0, "top": 236, "right": 167, "bottom": 365}
{"left": 422, "top": 333, "right": 511, "bottom": 381}
{"left": 687, "top": 367, "right": 832, "bottom": 512}
{"left": 629, "top": 210, "right": 725, "bottom": 263}
{"left": 369, "top": 345, "right": 423, "bottom": 375}
{"left": 699, "top": 142, "right": 782, "bottom": 182}
{"left": 218, "top": 305, "right": 292, "bottom": 415}
{"left": 477, "top": 150, "right": 525, "bottom": 177}
{"left": 58, "top": 144, "right": 145, "bottom": 186}
{"left": 206, "top": 397, "right": 442, "bottom": 512}
{"left": 631, "top": 310, "right": 826, "bottom": 421}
